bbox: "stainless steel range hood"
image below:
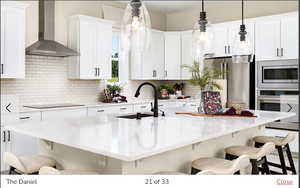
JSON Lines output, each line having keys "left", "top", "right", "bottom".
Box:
{"left": 26, "top": 0, "right": 79, "bottom": 57}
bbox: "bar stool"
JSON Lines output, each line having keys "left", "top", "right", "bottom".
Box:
{"left": 253, "top": 133, "right": 297, "bottom": 174}
{"left": 4, "top": 152, "right": 56, "bottom": 175}
{"left": 191, "top": 155, "right": 250, "bottom": 175}
{"left": 225, "top": 142, "right": 275, "bottom": 174}
{"left": 39, "top": 166, "right": 99, "bottom": 175}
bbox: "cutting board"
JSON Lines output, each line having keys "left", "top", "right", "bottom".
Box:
{"left": 175, "top": 112, "right": 257, "bottom": 118}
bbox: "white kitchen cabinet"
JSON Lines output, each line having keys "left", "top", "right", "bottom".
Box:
{"left": 255, "top": 20, "right": 281, "bottom": 61}
{"left": 11, "top": 112, "right": 41, "bottom": 157}
{"left": 131, "top": 30, "right": 165, "bottom": 80}
{"left": 68, "top": 15, "right": 113, "bottom": 80}
{"left": 255, "top": 12, "right": 298, "bottom": 61}
{"left": 212, "top": 21, "right": 255, "bottom": 57}
{"left": 0, "top": 2, "right": 27, "bottom": 79}
{"left": 164, "top": 32, "right": 181, "bottom": 80}
{"left": 42, "top": 108, "right": 87, "bottom": 120}
{"left": 212, "top": 24, "right": 229, "bottom": 57}
{"left": 1, "top": 128, "right": 12, "bottom": 171}
{"left": 133, "top": 103, "right": 152, "bottom": 113}
{"left": 181, "top": 31, "right": 193, "bottom": 80}
{"left": 88, "top": 105, "right": 133, "bottom": 116}
{"left": 280, "top": 14, "right": 298, "bottom": 60}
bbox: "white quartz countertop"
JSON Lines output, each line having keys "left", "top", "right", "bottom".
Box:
{"left": 6, "top": 109, "right": 294, "bottom": 161}
{"left": 20, "top": 99, "right": 198, "bottom": 113}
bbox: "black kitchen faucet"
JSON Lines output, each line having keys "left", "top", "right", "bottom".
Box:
{"left": 134, "top": 82, "right": 159, "bottom": 117}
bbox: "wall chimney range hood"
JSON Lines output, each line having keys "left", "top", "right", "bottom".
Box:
{"left": 26, "top": 0, "right": 79, "bottom": 57}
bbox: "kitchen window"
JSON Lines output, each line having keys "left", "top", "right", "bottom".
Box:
{"left": 108, "top": 32, "right": 120, "bottom": 83}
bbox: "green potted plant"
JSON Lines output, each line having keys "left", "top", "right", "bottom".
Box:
{"left": 182, "top": 61, "right": 225, "bottom": 112}
{"left": 157, "top": 84, "right": 175, "bottom": 99}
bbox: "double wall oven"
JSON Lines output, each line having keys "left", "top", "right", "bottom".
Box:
{"left": 257, "top": 60, "right": 299, "bottom": 123}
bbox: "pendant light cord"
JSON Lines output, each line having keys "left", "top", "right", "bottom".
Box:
{"left": 242, "top": 0, "right": 244, "bottom": 25}
{"left": 202, "top": 0, "right": 204, "bottom": 12}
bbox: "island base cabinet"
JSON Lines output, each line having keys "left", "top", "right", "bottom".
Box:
{"left": 38, "top": 126, "right": 263, "bottom": 174}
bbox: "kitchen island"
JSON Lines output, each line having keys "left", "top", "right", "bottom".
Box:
{"left": 6, "top": 109, "right": 294, "bottom": 174}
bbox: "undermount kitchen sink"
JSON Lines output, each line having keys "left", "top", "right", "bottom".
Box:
{"left": 117, "top": 113, "right": 153, "bottom": 119}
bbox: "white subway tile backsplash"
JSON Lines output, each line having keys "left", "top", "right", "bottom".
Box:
{"left": 1, "top": 56, "right": 103, "bottom": 107}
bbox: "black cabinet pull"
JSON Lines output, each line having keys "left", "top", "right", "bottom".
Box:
{"left": 1, "top": 64, "right": 3, "bottom": 74}
{"left": 97, "top": 110, "right": 105, "bottom": 112}
{"left": 276, "top": 48, "right": 279, "bottom": 56}
{"left": 225, "top": 46, "right": 227, "bottom": 54}
{"left": 98, "top": 68, "right": 100, "bottom": 76}
{"left": 7, "top": 131, "right": 11, "bottom": 142}
{"left": 281, "top": 48, "right": 283, "bottom": 57}
{"left": 140, "top": 106, "right": 147, "bottom": 109}
{"left": 2, "top": 131, "right": 6, "bottom": 142}
{"left": 120, "top": 107, "right": 127, "bottom": 110}
{"left": 228, "top": 45, "right": 231, "bottom": 54}
{"left": 20, "top": 116, "right": 30, "bottom": 120}
{"left": 95, "top": 68, "right": 98, "bottom": 76}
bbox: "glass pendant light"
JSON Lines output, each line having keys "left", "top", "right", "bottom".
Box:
{"left": 232, "top": 0, "right": 252, "bottom": 63}
{"left": 121, "top": 0, "right": 151, "bottom": 53}
{"left": 192, "top": 0, "right": 214, "bottom": 64}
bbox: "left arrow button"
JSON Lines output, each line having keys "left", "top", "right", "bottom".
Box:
{"left": 6, "top": 103, "right": 11, "bottom": 112}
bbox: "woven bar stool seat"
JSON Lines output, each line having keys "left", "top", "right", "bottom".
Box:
{"left": 225, "top": 142, "right": 275, "bottom": 174}
{"left": 4, "top": 152, "right": 56, "bottom": 175}
{"left": 39, "top": 166, "right": 99, "bottom": 175}
{"left": 253, "top": 133, "right": 297, "bottom": 175}
{"left": 191, "top": 155, "right": 250, "bottom": 175}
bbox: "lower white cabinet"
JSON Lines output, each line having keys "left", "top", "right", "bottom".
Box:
{"left": 1, "top": 128, "right": 11, "bottom": 171}
{"left": 265, "top": 128, "right": 299, "bottom": 153}
{"left": 88, "top": 105, "right": 134, "bottom": 116}
{"left": 42, "top": 108, "right": 87, "bottom": 120}
{"left": 133, "top": 103, "right": 152, "bottom": 113}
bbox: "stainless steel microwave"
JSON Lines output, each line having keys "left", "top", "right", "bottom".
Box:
{"left": 257, "top": 60, "right": 299, "bottom": 89}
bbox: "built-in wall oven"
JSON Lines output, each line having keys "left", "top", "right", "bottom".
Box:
{"left": 257, "top": 60, "right": 299, "bottom": 123}
{"left": 257, "top": 60, "right": 298, "bottom": 90}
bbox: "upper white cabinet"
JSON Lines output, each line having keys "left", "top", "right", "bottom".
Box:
{"left": 212, "top": 23, "right": 229, "bottom": 57}
{"left": 131, "top": 30, "right": 165, "bottom": 80}
{"left": 164, "top": 32, "right": 181, "bottom": 80}
{"left": 0, "top": 2, "right": 27, "bottom": 79}
{"left": 212, "top": 21, "right": 255, "bottom": 57}
{"left": 181, "top": 31, "right": 193, "bottom": 80}
{"left": 255, "top": 12, "right": 298, "bottom": 61}
{"left": 280, "top": 14, "right": 298, "bottom": 60}
{"left": 68, "top": 15, "right": 113, "bottom": 80}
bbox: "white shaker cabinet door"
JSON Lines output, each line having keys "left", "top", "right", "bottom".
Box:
{"left": 280, "top": 15, "right": 298, "bottom": 60}
{"left": 143, "top": 30, "right": 165, "bottom": 80}
{"left": 255, "top": 20, "right": 281, "bottom": 61}
{"left": 79, "top": 21, "right": 98, "bottom": 79}
{"left": 181, "top": 31, "right": 193, "bottom": 80}
{"left": 212, "top": 24, "right": 228, "bottom": 57}
{"left": 1, "top": 6, "right": 26, "bottom": 79}
{"left": 97, "top": 23, "right": 112, "bottom": 80}
{"left": 1, "top": 129, "right": 10, "bottom": 171}
{"left": 164, "top": 32, "right": 181, "bottom": 80}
